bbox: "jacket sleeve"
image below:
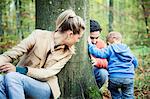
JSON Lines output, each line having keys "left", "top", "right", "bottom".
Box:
{"left": 132, "top": 56, "right": 138, "bottom": 68}
{"left": 95, "top": 58, "right": 108, "bottom": 68}
{"left": 93, "top": 40, "right": 108, "bottom": 68}
{"left": 27, "top": 54, "right": 72, "bottom": 81}
{"left": 88, "top": 43, "right": 110, "bottom": 59}
{"left": 0, "top": 30, "right": 36, "bottom": 66}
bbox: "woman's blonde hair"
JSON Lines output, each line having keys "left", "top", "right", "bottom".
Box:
{"left": 106, "top": 31, "right": 122, "bottom": 42}
{"left": 55, "top": 9, "right": 85, "bottom": 34}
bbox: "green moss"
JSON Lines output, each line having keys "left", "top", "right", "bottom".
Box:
{"left": 85, "top": 86, "right": 102, "bottom": 99}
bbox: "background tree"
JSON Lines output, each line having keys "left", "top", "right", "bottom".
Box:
{"left": 15, "top": 0, "right": 23, "bottom": 40}
{"left": 140, "top": 0, "right": 150, "bottom": 34}
{"left": 108, "top": 0, "right": 113, "bottom": 32}
{"left": 0, "top": 0, "right": 35, "bottom": 54}
{"left": 0, "top": 0, "right": 5, "bottom": 41}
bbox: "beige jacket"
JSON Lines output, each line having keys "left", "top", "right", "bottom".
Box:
{"left": 0, "top": 29, "right": 74, "bottom": 99}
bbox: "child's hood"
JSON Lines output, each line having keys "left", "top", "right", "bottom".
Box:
{"left": 110, "top": 44, "right": 133, "bottom": 62}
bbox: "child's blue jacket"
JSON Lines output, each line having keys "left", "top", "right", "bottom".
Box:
{"left": 88, "top": 43, "right": 138, "bottom": 78}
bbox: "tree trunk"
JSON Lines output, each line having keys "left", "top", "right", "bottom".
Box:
{"left": 0, "top": 8, "right": 3, "bottom": 35}
{"left": 0, "top": 6, "right": 3, "bottom": 42}
{"left": 140, "top": 0, "right": 149, "bottom": 34}
{"left": 0, "top": 1, "right": 5, "bottom": 42}
{"left": 15, "top": 0, "right": 24, "bottom": 40}
{"left": 108, "top": 0, "right": 113, "bottom": 32}
{"left": 35, "top": 0, "right": 102, "bottom": 99}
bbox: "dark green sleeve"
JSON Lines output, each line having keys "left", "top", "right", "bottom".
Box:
{"left": 16, "top": 66, "right": 28, "bottom": 75}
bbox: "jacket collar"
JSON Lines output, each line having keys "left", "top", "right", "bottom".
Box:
{"left": 49, "top": 31, "right": 75, "bottom": 54}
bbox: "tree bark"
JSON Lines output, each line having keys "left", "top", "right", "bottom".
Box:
{"left": 108, "top": 0, "right": 113, "bottom": 32}
{"left": 15, "top": 0, "right": 24, "bottom": 40}
{"left": 0, "top": 0, "right": 5, "bottom": 42}
{"left": 0, "top": 7, "right": 3, "bottom": 36}
{"left": 35, "top": 0, "right": 102, "bottom": 98}
{"left": 140, "top": 0, "right": 149, "bottom": 34}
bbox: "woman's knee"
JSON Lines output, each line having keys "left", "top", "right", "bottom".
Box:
{"left": 5, "top": 72, "right": 22, "bottom": 86}
{"left": 0, "top": 75, "right": 5, "bottom": 91}
{"left": 0, "top": 75, "right": 4, "bottom": 82}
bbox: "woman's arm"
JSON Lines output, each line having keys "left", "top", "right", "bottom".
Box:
{"left": 26, "top": 54, "right": 72, "bottom": 81}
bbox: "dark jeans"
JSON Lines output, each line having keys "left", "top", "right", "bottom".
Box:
{"left": 93, "top": 66, "right": 108, "bottom": 89}
{"left": 108, "top": 78, "right": 134, "bottom": 99}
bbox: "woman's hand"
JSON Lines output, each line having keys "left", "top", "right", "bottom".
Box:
{"left": 0, "top": 63, "right": 16, "bottom": 73}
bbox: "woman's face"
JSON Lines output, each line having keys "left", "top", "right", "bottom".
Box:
{"left": 65, "top": 30, "right": 84, "bottom": 47}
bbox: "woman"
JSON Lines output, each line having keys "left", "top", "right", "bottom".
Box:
{"left": 0, "top": 9, "right": 85, "bottom": 99}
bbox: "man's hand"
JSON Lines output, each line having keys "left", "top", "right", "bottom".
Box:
{"left": 0, "top": 63, "right": 16, "bottom": 73}
{"left": 88, "top": 36, "right": 92, "bottom": 44}
{"left": 91, "top": 56, "right": 97, "bottom": 66}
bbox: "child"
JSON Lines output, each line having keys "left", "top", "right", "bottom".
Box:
{"left": 88, "top": 31, "right": 138, "bottom": 99}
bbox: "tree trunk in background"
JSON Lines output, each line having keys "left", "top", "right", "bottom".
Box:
{"left": 108, "top": 0, "right": 113, "bottom": 32}
{"left": 140, "top": 0, "right": 149, "bottom": 34}
{"left": 0, "top": 8, "right": 3, "bottom": 35}
{"left": 36, "top": 0, "right": 102, "bottom": 98}
{"left": 15, "top": 0, "right": 24, "bottom": 40}
{"left": 0, "top": 7, "right": 3, "bottom": 42}
{"left": 0, "top": 1, "right": 5, "bottom": 42}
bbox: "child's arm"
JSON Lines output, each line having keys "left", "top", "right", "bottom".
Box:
{"left": 88, "top": 43, "right": 110, "bottom": 59}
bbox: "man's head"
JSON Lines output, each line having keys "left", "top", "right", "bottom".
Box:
{"left": 106, "top": 31, "right": 122, "bottom": 45}
{"left": 90, "top": 20, "right": 102, "bottom": 44}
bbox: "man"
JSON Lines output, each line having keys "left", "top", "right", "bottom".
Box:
{"left": 89, "top": 20, "right": 108, "bottom": 89}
